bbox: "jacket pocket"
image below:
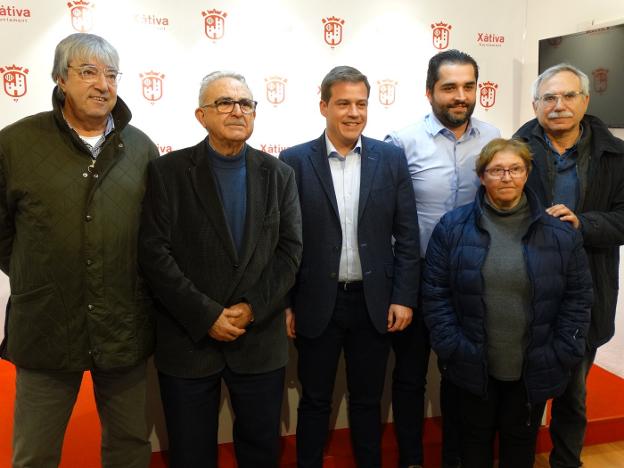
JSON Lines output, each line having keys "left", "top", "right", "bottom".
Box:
{"left": 7, "top": 283, "right": 69, "bottom": 369}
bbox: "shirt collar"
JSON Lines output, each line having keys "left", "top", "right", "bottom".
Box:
{"left": 103, "top": 113, "right": 115, "bottom": 136}
{"left": 541, "top": 123, "right": 584, "bottom": 156}
{"left": 425, "top": 112, "right": 479, "bottom": 140}
{"left": 62, "top": 112, "right": 115, "bottom": 138}
{"left": 325, "top": 132, "right": 362, "bottom": 160}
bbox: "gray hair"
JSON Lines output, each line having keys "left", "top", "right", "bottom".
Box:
{"left": 51, "top": 33, "right": 119, "bottom": 83}
{"left": 320, "top": 66, "right": 370, "bottom": 102}
{"left": 198, "top": 71, "right": 252, "bottom": 106}
{"left": 532, "top": 63, "right": 590, "bottom": 101}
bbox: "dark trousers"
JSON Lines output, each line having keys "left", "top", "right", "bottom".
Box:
{"left": 158, "top": 366, "right": 285, "bottom": 468}
{"left": 459, "top": 377, "right": 546, "bottom": 468}
{"left": 549, "top": 348, "right": 596, "bottom": 468}
{"left": 391, "top": 314, "right": 461, "bottom": 468}
{"left": 440, "top": 375, "right": 462, "bottom": 467}
{"left": 391, "top": 316, "right": 431, "bottom": 467}
{"left": 295, "top": 287, "right": 391, "bottom": 468}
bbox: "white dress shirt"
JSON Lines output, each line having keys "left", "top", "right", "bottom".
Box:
{"left": 325, "top": 133, "right": 363, "bottom": 282}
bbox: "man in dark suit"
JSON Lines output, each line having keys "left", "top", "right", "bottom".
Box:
{"left": 279, "top": 66, "right": 420, "bottom": 468}
{"left": 138, "top": 71, "right": 302, "bottom": 468}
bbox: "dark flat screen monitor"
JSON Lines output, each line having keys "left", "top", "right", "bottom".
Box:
{"left": 538, "top": 23, "right": 624, "bottom": 128}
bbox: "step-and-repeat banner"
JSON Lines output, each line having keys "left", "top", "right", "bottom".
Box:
{"left": 0, "top": 0, "right": 622, "bottom": 445}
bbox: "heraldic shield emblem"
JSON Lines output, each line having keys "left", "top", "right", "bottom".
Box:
{"left": 266, "top": 77, "right": 287, "bottom": 106}
{"left": 140, "top": 72, "right": 165, "bottom": 103}
{"left": 323, "top": 17, "right": 344, "bottom": 47}
{"left": 479, "top": 81, "right": 498, "bottom": 110}
{"left": 1, "top": 66, "right": 29, "bottom": 101}
{"left": 68, "top": 1, "right": 95, "bottom": 32}
{"left": 592, "top": 68, "right": 608, "bottom": 94}
{"left": 431, "top": 22, "right": 451, "bottom": 50}
{"left": 378, "top": 80, "right": 397, "bottom": 107}
{"left": 202, "top": 9, "right": 227, "bottom": 40}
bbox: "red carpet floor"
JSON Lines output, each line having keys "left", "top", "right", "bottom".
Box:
{"left": 1, "top": 360, "right": 623, "bottom": 467}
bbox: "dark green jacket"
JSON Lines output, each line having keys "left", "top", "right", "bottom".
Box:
{"left": 0, "top": 89, "right": 158, "bottom": 370}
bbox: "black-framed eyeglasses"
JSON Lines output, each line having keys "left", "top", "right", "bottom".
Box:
{"left": 536, "top": 91, "right": 585, "bottom": 106}
{"left": 201, "top": 98, "right": 257, "bottom": 114}
{"left": 68, "top": 65, "right": 122, "bottom": 85}
{"left": 484, "top": 166, "right": 527, "bottom": 179}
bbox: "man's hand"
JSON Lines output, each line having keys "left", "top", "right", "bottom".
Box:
{"left": 224, "top": 302, "right": 254, "bottom": 329}
{"left": 209, "top": 310, "right": 246, "bottom": 342}
{"left": 546, "top": 204, "right": 581, "bottom": 229}
{"left": 387, "top": 304, "right": 413, "bottom": 332}
{"left": 285, "top": 307, "right": 296, "bottom": 338}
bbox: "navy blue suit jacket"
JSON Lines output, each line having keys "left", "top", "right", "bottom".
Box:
{"left": 280, "top": 134, "right": 420, "bottom": 338}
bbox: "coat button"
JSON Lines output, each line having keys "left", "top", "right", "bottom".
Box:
{"left": 85, "top": 215, "right": 93, "bottom": 222}
{"left": 86, "top": 259, "right": 93, "bottom": 266}
{"left": 87, "top": 304, "right": 94, "bottom": 311}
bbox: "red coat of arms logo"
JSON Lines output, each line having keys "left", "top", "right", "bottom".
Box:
{"left": 67, "top": 1, "right": 95, "bottom": 32}
{"left": 140, "top": 71, "right": 165, "bottom": 103}
{"left": 202, "top": 9, "right": 227, "bottom": 40}
{"left": 478, "top": 81, "right": 498, "bottom": 110}
{"left": 1, "top": 65, "right": 29, "bottom": 101}
{"left": 592, "top": 68, "right": 608, "bottom": 94}
{"left": 431, "top": 22, "right": 452, "bottom": 50}
{"left": 378, "top": 80, "right": 397, "bottom": 107}
{"left": 322, "top": 16, "right": 345, "bottom": 48}
{"left": 265, "top": 77, "right": 287, "bottom": 106}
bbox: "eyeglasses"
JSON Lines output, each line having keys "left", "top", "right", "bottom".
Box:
{"left": 68, "top": 65, "right": 122, "bottom": 85}
{"left": 484, "top": 166, "right": 527, "bottom": 179}
{"left": 536, "top": 91, "right": 585, "bottom": 106}
{"left": 201, "top": 98, "right": 258, "bottom": 114}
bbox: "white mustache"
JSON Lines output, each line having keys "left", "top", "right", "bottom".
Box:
{"left": 547, "top": 111, "right": 574, "bottom": 119}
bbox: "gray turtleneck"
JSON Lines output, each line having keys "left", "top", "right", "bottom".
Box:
{"left": 481, "top": 193, "right": 531, "bottom": 381}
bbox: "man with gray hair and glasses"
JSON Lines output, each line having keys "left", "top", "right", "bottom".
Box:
{"left": 0, "top": 33, "right": 158, "bottom": 467}
{"left": 514, "top": 63, "right": 624, "bottom": 468}
{"left": 138, "top": 71, "right": 302, "bottom": 468}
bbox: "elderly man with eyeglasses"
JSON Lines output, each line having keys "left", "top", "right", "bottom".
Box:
{"left": 0, "top": 33, "right": 158, "bottom": 468}
{"left": 514, "top": 63, "right": 624, "bottom": 468}
{"left": 138, "top": 71, "right": 302, "bottom": 468}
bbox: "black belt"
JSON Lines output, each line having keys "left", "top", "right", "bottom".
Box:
{"left": 337, "top": 281, "right": 363, "bottom": 291}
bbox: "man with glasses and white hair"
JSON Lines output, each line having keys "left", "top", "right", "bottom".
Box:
{"left": 514, "top": 63, "right": 624, "bottom": 468}
{"left": 0, "top": 33, "right": 158, "bottom": 467}
{"left": 138, "top": 71, "right": 302, "bottom": 468}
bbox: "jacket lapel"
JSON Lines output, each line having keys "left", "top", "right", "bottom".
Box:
{"left": 307, "top": 135, "right": 340, "bottom": 221}
{"left": 237, "top": 147, "right": 268, "bottom": 272}
{"left": 358, "top": 136, "right": 380, "bottom": 220}
{"left": 188, "top": 141, "right": 238, "bottom": 263}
